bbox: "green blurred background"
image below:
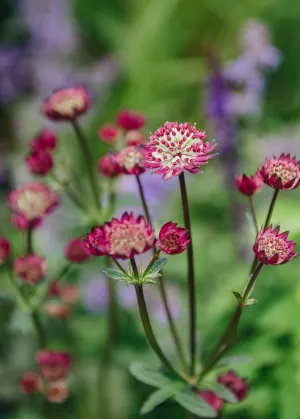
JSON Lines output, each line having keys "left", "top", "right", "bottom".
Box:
{"left": 1, "top": 0, "right": 300, "bottom": 418}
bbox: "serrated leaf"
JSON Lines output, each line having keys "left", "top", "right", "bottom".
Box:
{"left": 129, "top": 363, "right": 173, "bottom": 389}
{"left": 175, "top": 388, "right": 217, "bottom": 417}
{"left": 140, "top": 388, "right": 175, "bottom": 414}
{"left": 216, "top": 355, "right": 252, "bottom": 368}
{"left": 213, "top": 383, "right": 238, "bottom": 404}
{"left": 101, "top": 268, "right": 128, "bottom": 281}
{"left": 146, "top": 258, "right": 168, "bottom": 276}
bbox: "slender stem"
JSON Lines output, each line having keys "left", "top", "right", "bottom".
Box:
{"left": 134, "top": 285, "right": 179, "bottom": 376}
{"left": 249, "top": 196, "right": 258, "bottom": 234}
{"left": 263, "top": 189, "right": 280, "bottom": 230}
{"left": 135, "top": 175, "right": 152, "bottom": 226}
{"left": 112, "top": 258, "right": 128, "bottom": 276}
{"left": 199, "top": 263, "right": 263, "bottom": 382}
{"left": 135, "top": 175, "right": 188, "bottom": 370}
{"left": 71, "top": 119, "right": 100, "bottom": 212}
{"left": 50, "top": 173, "right": 88, "bottom": 214}
{"left": 31, "top": 311, "right": 46, "bottom": 348}
{"left": 130, "top": 257, "right": 139, "bottom": 279}
{"left": 179, "top": 173, "right": 196, "bottom": 376}
{"left": 26, "top": 222, "right": 33, "bottom": 255}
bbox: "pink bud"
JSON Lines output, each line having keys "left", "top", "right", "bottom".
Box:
{"left": 117, "top": 110, "right": 146, "bottom": 130}
{"left": 64, "top": 237, "right": 91, "bottom": 263}
{"left": 14, "top": 255, "right": 47, "bottom": 285}
{"left": 98, "top": 124, "right": 121, "bottom": 143}
{"left": 0, "top": 237, "right": 10, "bottom": 265}
{"left": 20, "top": 372, "right": 41, "bottom": 394}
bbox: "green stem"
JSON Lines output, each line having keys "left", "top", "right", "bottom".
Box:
{"left": 263, "top": 188, "right": 280, "bottom": 230}
{"left": 26, "top": 222, "right": 33, "bottom": 255}
{"left": 249, "top": 196, "right": 258, "bottom": 234}
{"left": 71, "top": 119, "right": 100, "bottom": 212}
{"left": 30, "top": 311, "right": 47, "bottom": 348}
{"left": 179, "top": 173, "right": 196, "bottom": 376}
{"left": 130, "top": 257, "right": 139, "bottom": 279}
{"left": 51, "top": 173, "right": 88, "bottom": 214}
{"left": 135, "top": 175, "right": 152, "bottom": 226}
{"left": 112, "top": 258, "right": 128, "bottom": 276}
{"left": 134, "top": 285, "right": 179, "bottom": 376}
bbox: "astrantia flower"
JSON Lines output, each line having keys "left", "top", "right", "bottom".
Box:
{"left": 157, "top": 222, "right": 190, "bottom": 255}
{"left": 125, "top": 130, "right": 145, "bottom": 146}
{"left": 143, "top": 122, "right": 216, "bottom": 180}
{"left": 85, "top": 212, "right": 155, "bottom": 259}
{"left": 98, "top": 153, "right": 120, "bottom": 178}
{"left": 20, "top": 372, "right": 41, "bottom": 394}
{"left": 64, "top": 237, "right": 91, "bottom": 263}
{"left": 218, "top": 371, "right": 249, "bottom": 402}
{"left": 36, "top": 350, "right": 71, "bottom": 381}
{"left": 0, "top": 237, "right": 10, "bottom": 265}
{"left": 116, "top": 146, "right": 145, "bottom": 175}
{"left": 253, "top": 225, "right": 299, "bottom": 265}
{"left": 46, "top": 380, "right": 69, "bottom": 403}
{"left": 8, "top": 182, "right": 59, "bottom": 221}
{"left": 235, "top": 172, "right": 263, "bottom": 196}
{"left": 31, "top": 130, "right": 57, "bottom": 152}
{"left": 199, "top": 391, "right": 224, "bottom": 412}
{"left": 26, "top": 151, "right": 54, "bottom": 176}
{"left": 117, "top": 110, "right": 146, "bottom": 130}
{"left": 98, "top": 124, "right": 120, "bottom": 143}
{"left": 11, "top": 214, "right": 42, "bottom": 231}
{"left": 259, "top": 154, "right": 300, "bottom": 190}
{"left": 42, "top": 87, "right": 90, "bottom": 121}
{"left": 14, "top": 255, "right": 47, "bottom": 285}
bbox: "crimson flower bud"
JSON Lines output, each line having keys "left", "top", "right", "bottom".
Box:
{"left": 157, "top": 222, "right": 190, "bottom": 255}
{"left": 235, "top": 172, "right": 263, "bottom": 196}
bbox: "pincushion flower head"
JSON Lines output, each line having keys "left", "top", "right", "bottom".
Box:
{"left": 14, "top": 255, "right": 47, "bottom": 285}
{"left": 42, "top": 87, "right": 90, "bottom": 121}
{"left": 116, "top": 146, "right": 145, "bottom": 175}
{"left": 157, "top": 222, "right": 190, "bottom": 255}
{"left": 0, "top": 237, "right": 10, "bottom": 265}
{"left": 259, "top": 154, "right": 300, "bottom": 190}
{"left": 35, "top": 350, "right": 71, "bottom": 381}
{"left": 26, "top": 151, "right": 53, "bottom": 176}
{"left": 117, "top": 110, "right": 146, "bottom": 131}
{"left": 9, "top": 182, "right": 59, "bottom": 221}
{"left": 235, "top": 172, "right": 263, "bottom": 196}
{"left": 64, "top": 237, "right": 91, "bottom": 263}
{"left": 142, "top": 122, "right": 217, "bottom": 180}
{"left": 98, "top": 124, "right": 120, "bottom": 143}
{"left": 85, "top": 212, "right": 155, "bottom": 259}
{"left": 218, "top": 371, "right": 249, "bottom": 402}
{"left": 253, "top": 225, "right": 299, "bottom": 265}
{"left": 98, "top": 153, "right": 120, "bottom": 178}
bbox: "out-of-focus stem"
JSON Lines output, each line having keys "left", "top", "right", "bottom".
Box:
{"left": 26, "top": 222, "right": 33, "bottom": 255}
{"left": 263, "top": 188, "right": 279, "bottom": 230}
{"left": 135, "top": 175, "right": 152, "bottom": 226}
{"left": 249, "top": 196, "right": 258, "bottom": 234}
{"left": 179, "top": 173, "right": 196, "bottom": 376}
{"left": 71, "top": 119, "right": 100, "bottom": 212}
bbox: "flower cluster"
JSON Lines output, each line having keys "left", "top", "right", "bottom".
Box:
{"left": 142, "top": 122, "right": 216, "bottom": 180}
{"left": 20, "top": 350, "right": 71, "bottom": 403}
{"left": 14, "top": 255, "right": 47, "bottom": 285}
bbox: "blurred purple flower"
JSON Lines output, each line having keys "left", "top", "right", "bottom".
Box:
{"left": 145, "top": 284, "right": 181, "bottom": 325}
{"left": 81, "top": 276, "right": 109, "bottom": 313}
{"left": 118, "top": 283, "right": 137, "bottom": 309}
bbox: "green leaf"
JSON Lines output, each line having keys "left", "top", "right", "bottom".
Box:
{"left": 232, "top": 291, "right": 242, "bottom": 302}
{"left": 175, "top": 388, "right": 217, "bottom": 417}
{"left": 216, "top": 355, "right": 252, "bottom": 368}
{"left": 129, "top": 363, "right": 173, "bottom": 389}
{"left": 146, "top": 258, "right": 168, "bottom": 277}
{"left": 140, "top": 388, "right": 175, "bottom": 414}
{"left": 213, "top": 383, "right": 238, "bottom": 404}
{"left": 101, "top": 268, "right": 128, "bottom": 281}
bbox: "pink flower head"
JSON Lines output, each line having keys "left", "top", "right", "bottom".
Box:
{"left": 98, "top": 124, "right": 120, "bottom": 143}
{"left": 31, "top": 130, "right": 57, "bottom": 152}
{"left": 259, "top": 154, "right": 300, "bottom": 190}
{"left": 199, "top": 391, "right": 224, "bottom": 412}
{"left": 48, "top": 283, "right": 79, "bottom": 304}
{"left": 11, "top": 214, "right": 42, "bottom": 231}
{"left": 20, "top": 372, "right": 41, "bottom": 394}
{"left": 142, "top": 122, "right": 217, "bottom": 180}
{"left": 125, "top": 130, "right": 146, "bottom": 146}
{"left": 0, "top": 237, "right": 10, "bottom": 265}
{"left": 46, "top": 380, "right": 69, "bottom": 403}
{"left": 85, "top": 212, "right": 155, "bottom": 259}
{"left": 42, "top": 87, "right": 90, "bottom": 121}
{"left": 36, "top": 350, "right": 71, "bottom": 381}
{"left": 26, "top": 151, "right": 53, "bottom": 176}
{"left": 235, "top": 172, "right": 263, "bottom": 196}
{"left": 14, "top": 255, "right": 47, "bottom": 285}
{"left": 8, "top": 182, "right": 59, "bottom": 221}
{"left": 253, "top": 225, "right": 299, "bottom": 265}
{"left": 64, "top": 237, "right": 91, "bottom": 263}
{"left": 218, "top": 371, "right": 249, "bottom": 402}
{"left": 115, "top": 146, "right": 145, "bottom": 175}
{"left": 157, "top": 222, "right": 190, "bottom": 255}
{"left": 43, "top": 302, "right": 70, "bottom": 319}
{"left": 117, "top": 110, "right": 146, "bottom": 130}
{"left": 98, "top": 153, "right": 120, "bottom": 178}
